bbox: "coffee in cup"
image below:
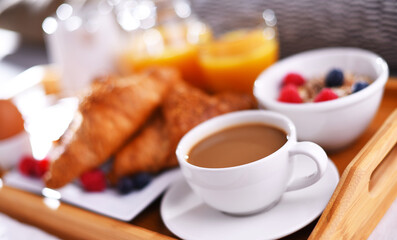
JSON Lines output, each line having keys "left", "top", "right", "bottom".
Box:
{"left": 187, "top": 123, "right": 287, "bottom": 168}
{"left": 176, "top": 110, "right": 328, "bottom": 215}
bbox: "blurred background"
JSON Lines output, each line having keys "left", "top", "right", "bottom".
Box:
{"left": 0, "top": 0, "right": 396, "bottom": 86}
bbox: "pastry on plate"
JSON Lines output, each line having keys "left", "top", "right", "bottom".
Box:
{"left": 109, "top": 79, "right": 255, "bottom": 182}
{"left": 45, "top": 68, "right": 178, "bottom": 189}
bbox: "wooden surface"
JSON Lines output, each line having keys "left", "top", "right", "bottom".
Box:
{"left": 0, "top": 185, "right": 174, "bottom": 240}
{"left": 330, "top": 79, "right": 397, "bottom": 174}
{"left": 309, "top": 109, "right": 397, "bottom": 239}
{"left": 0, "top": 79, "right": 396, "bottom": 240}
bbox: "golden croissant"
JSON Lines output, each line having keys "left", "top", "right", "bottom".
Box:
{"left": 108, "top": 79, "right": 255, "bottom": 183}
{"left": 45, "top": 68, "right": 178, "bottom": 188}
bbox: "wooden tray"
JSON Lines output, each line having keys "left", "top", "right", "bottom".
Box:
{"left": 0, "top": 79, "right": 396, "bottom": 240}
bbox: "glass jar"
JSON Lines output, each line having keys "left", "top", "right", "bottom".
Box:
{"left": 116, "top": 0, "right": 212, "bottom": 88}
{"left": 42, "top": 0, "right": 121, "bottom": 96}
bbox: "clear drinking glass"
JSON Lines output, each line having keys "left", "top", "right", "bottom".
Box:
{"left": 199, "top": 9, "right": 279, "bottom": 94}
{"left": 116, "top": 0, "right": 212, "bottom": 88}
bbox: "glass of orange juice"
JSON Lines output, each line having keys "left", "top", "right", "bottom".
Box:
{"left": 117, "top": 0, "right": 211, "bottom": 88}
{"left": 199, "top": 9, "right": 279, "bottom": 94}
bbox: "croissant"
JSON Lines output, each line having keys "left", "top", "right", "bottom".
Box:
{"left": 164, "top": 81, "right": 257, "bottom": 152}
{"left": 108, "top": 80, "right": 255, "bottom": 182}
{"left": 45, "top": 68, "right": 178, "bottom": 189}
{"left": 107, "top": 112, "right": 172, "bottom": 183}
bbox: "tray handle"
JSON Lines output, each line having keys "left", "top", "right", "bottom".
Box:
{"left": 310, "top": 109, "right": 397, "bottom": 240}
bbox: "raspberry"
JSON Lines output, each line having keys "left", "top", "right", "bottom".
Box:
{"left": 19, "top": 156, "right": 51, "bottom": 178}
{"left": 325, "top": 69, "right": 344, "bottom": 87}
{"left": 35, "top": 158, "right": 50, "bottom": 178}
{"left": 278, "top": 84, "right": 303, "bottom": 103}
{"left": 80, "top": 169, "right": 107, "bottom": 192}
{"left": 281, "top": 73, "right": 305, "bottom": 87}
{"left": 314, "top": 88, "right": 338, "bottom": 102}
{"left": 19, "top": 156, "right": 37, "bottom": 177}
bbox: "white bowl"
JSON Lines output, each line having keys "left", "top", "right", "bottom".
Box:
{"left": 253, "top": 48, "right": 389, "bottom": 151}
{"left": 0, "top": 131, "right": 31, "bottom": 169}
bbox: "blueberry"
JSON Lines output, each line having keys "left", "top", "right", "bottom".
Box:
{"left": 352, "top": 81, "right": 369, "bottom": 93}
{"left": 133, "top": 172, "right": 153, "bottom": 190}
{"left": 325, "top": 69, "right": 344, "bottom": 87}
{"left": 117, "top": 177, "right": 135, "bottom": 195}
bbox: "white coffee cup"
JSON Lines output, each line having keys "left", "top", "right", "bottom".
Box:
{"left": 176, "top": 110, "right": 328, "bottom": 215}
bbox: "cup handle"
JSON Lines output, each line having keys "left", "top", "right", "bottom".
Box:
{"left": 286, "top": 141, "right": 328, "bottom": 192}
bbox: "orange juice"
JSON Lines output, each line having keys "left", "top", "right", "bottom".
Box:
{"left": 199, "top": 29, "right": 279, "bottom": 93}
{"left": 120, "top": 22, "right": 211, "bottom": 88}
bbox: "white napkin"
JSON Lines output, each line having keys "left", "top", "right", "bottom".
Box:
{"left": 369, "top": 197, "right": 397, "bottom": 240}
{"left": 0, "top": 213, "right": 59, "bottom": 240}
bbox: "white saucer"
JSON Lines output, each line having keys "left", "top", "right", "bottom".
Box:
{"left": 161, "top": 157, "right": 339, "bottom": 240}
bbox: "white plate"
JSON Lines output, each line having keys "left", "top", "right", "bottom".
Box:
{"left": 161, "top": 157, "right": 339, "bottom": 240}
{"left": 4, "top": 168, "right": 181, "bottom": 221}
{"left": 2, "top": 65, "right": 182, "bottom": 221}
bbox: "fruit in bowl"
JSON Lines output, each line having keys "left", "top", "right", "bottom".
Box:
{"left": 253, "top": 48, "right": 389, "bottom": 151}
{"left": 277, "top": 69, "right": 373, "bottom": 103}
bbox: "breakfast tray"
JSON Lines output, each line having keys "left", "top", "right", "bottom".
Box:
{"left": 0, "top": 78, "right": 396, "bottom": 239}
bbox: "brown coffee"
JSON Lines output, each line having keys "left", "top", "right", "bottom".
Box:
{"left": 187, "top": 123, "right": 287, "bottom": 168}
